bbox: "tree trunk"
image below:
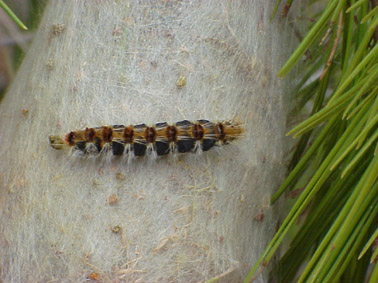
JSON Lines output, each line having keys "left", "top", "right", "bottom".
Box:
{"left": 0, "top": 1, "right": 298, "bottom": 282}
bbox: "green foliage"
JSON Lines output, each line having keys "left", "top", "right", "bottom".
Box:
{"left": 246, "top": 0, "right": 378, "bottom": 282}
{"left": 0, "top": 0, "right": 28, "bottom": 30}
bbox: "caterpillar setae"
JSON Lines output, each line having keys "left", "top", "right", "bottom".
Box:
{"left": 49, "top": 119, "right": 244, "bottom": 157}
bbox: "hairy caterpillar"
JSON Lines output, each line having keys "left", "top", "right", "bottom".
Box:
{"left": 49, "top": 120, "right": 244, "bottom": 157}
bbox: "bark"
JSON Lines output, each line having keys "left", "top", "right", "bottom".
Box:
{"left": 0, "top": 1, "right": 298, "bottom": 282}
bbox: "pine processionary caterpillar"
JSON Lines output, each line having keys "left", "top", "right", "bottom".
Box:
{"left": 49, "top": 120, "right": 244, "bottom": 157}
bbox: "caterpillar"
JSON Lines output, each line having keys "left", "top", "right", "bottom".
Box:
{"left": 49, "top": 120, "right": 244, "bottom": 157}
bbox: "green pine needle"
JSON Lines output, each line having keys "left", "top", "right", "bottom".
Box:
{"left": 358, "top": 227, "right": 378, "bottom": 261}
{"left": 0, "top": 0, "right": 28, "bottom": 30}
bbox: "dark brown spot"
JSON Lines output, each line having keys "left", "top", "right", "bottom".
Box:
{"left": 166, "top": 126, "right": 177, "bottom": 142}
{"left": 155, "top": 122, "right": 167, "bottom": 128}
{"left": 123, "top": 126, "right": 134, "bottom": 143}
{"left": 134, "top": 123, "right": 146, "bottom": 129}
{"left": 65, "top": 131, "right": 76, "bottom": 146}
{"left": 112, "top": 125, "right": 124, "bottom": 129}
{"left": 192, "top": 124, "right": 204, "bottom": 140}
{"left": 145, "top": 127, "right": 156, "bottom": 143}
{"left": 84, "top": 128, "right": 96, "bottom": 142}
{"left": 112, "top": 142, "right": 124, "bottom": 155}
{"left": 156, "top": 142, "right": 170, "bottom": 155}
{"left": 177, "top": 139, "right": 195, "bottom": 153}
{"left": 176, "top": 120, "right": 192, "bottom": 127}
{"left": 133, "top": 142, "right": 146, "bottom": 156}
{"left": 216, "top": 123, "right": 225, "bottom": 141}
{"left": 76, "top": 141, "right": 86, "bottom": 151}
{"left": 197, "top": 119, "right": 210, "bottom": 125}
{"left": 254, "top": 212, "right": 265, "bottom": 222}
{"left": 102, "top": 126, "right": 113, "bottom": 143}
{"left": 202, "top": 139, "right": 216, "bottom": 151}
{"left": 94, "top": 138, "right": 102, "bottom": 152}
